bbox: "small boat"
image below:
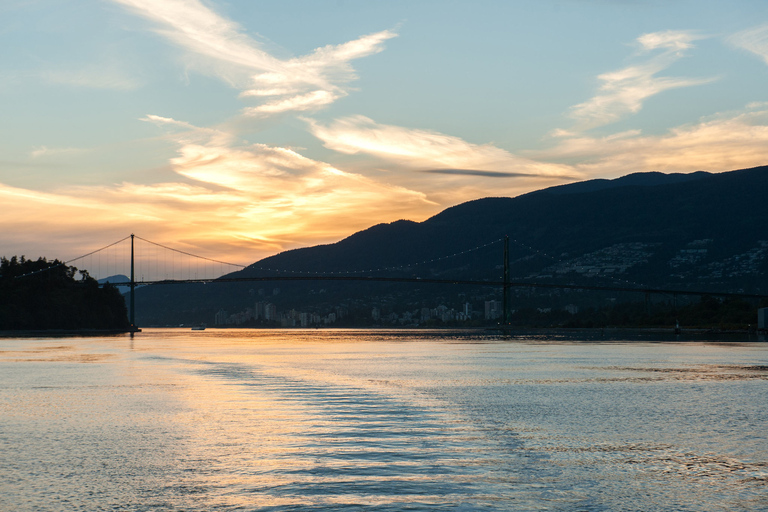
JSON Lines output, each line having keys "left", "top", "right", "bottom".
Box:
{"left": 191, "top": 324, "right": 206, "bottom": 331}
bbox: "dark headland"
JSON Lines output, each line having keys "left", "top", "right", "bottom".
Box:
{"left": 0, "top": 256, "right": 132, "bottom": 334}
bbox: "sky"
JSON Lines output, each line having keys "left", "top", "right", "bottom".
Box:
{"left": 2, "top": 0, "right": 768, "bottom": 265}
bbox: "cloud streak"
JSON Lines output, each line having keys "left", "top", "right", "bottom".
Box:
{"left": 421, "top": 169, "right": 540, "bottom": 178}
{"left": 729, "top": 24, "right": 768, "bottom": 66}
{"left": 30, "top": 146, "right": 90, "bottom": 159}
{"left": 42, "top": 65, "right": 143, "bottom": 91}
{"left": 112, "top": 0, "right": 283, "bottom": 75}
{"left": 304, "top": 115, "right": 583, "bottom": 207}
{"left": 306, "top": 115, "right": 578, "bottom": 179}
{"left": 568, "top": 30, "right": 715, "bottom": 130}
{"left": 111, "top": 0, "right": 396, "bottom": 115}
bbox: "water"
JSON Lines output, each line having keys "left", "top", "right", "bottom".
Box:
{"left": 1, "top": 329, "right": 767, "bottom": 511}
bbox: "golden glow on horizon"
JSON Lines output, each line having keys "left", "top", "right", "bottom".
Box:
{"left": 4, "top": 1, "right": 768, "bottom": 265}
{"left": 0, "top": 137, "right": 437, "bottom": 263}
{"left": 4, "top": 103, "right": 768, "bottom": 263}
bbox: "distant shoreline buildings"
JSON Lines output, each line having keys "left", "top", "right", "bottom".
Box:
{"left": 213, "top": 297, "right": 534, "bottom": 327}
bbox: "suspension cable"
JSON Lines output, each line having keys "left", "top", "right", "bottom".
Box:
{"left": 64, "top": 235, "right": 132, "bottom": 265}
{"left": 11, "top": 235, "right": 133, "bottom": 280}
{"left": 248, "top": 237, "right": 506, "bottom": 275}
{"left": 133, "top": 235, "right": 245, "bottom": 268}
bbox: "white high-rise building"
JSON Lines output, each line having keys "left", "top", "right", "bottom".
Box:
{"left": 254, "top": 301, "right": 266, "bottom": 320}
{"left": 485, "top": 300, "right": 502, "bottom": 320}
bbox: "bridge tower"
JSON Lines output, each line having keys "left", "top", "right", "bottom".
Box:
{"left": 130, "top": 233, "right": 136, "bottom": 329}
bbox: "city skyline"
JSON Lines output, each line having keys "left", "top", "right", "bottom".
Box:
{"left": 2, "top": 0, "right": 768, "bottom": 263}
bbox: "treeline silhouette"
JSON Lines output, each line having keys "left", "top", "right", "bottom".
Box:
{"left": 0, "top": 256, "right": 129, "bottom": 331}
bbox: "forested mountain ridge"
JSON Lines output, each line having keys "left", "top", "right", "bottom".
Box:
{"left": 244, "top": 165, "right": 766, "bottom": 285}
{"left": 134, "top": 165, "right": 768, "bottom": 325}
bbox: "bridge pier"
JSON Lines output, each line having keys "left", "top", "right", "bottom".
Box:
{"left": 130, "top": 233, "right": 136, "bottom": 330}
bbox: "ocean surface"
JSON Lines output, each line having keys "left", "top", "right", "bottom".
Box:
{"left": 1, "top": 328, "right": 767, "bottom": 511}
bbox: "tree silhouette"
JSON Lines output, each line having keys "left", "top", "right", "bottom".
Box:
{"left": 0, "top": 256, "right": 129, "bottom": 330}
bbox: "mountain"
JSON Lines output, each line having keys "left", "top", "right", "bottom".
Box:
{"left": 134, "top": 165, "right": 768, "bottom": 326}
{"left": 535, "top": 171, "right": 711, "bottom": 196}
{"left": 98, "top": 274, "right": 131, "bottom": 294}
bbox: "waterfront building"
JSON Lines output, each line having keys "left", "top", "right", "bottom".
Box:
{"left": 485, "top": 300, "right": 502, "bottom": 320}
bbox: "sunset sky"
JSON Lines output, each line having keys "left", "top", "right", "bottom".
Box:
{"left": 2, "top": 0, "right": 768, "bottom": 264}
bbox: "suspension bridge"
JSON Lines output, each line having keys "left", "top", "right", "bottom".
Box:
{"left": 43, "top": 233, "right": 768, "bottom": 329}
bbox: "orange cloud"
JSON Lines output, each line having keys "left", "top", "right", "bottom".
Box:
{"left": 0, "top": 138, "right": 435, "bottom": 267}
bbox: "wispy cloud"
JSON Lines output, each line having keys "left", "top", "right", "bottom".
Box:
{"left": 111, "top": 0, "right": 395, "bottom": 115}
{"left": 112, "top": 0, "right": 282, "bottom": 77}
{"left": 41, "top": 64, "right": 143, "bottom": 91}
{"left": 304, "top": 115, "right": 583, "bottom": 207}
{"left": 569, "top": 30, "right": 715, "bottom": 130}
{"left": 729, "top": 24, "right": 768, "bottom": 66}
{"left": 242, "top": 29, "right": 396, "bottom": 115}
{"left": 305, "top": 115, "right": 578, "bottom": 179}
{"left": 536, "top": 103, "right": 768, "bottom": 177}
{"left": 140, "top": 114, "right": 234, "bottom": 146}
{"left": 30, "top": 146, "right": 90, "bottom": 159}
{"left": 244, "top": 90, "right": 338, "bottom": 116}
{"left": 421, "top": 169, "right": 540, "bottom": 178}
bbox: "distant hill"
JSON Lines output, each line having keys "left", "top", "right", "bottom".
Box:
{"left": 97, "top": 274, "right": 141, "bottom": 295}
{"left": 98, "top": 274, "right": 130, "bottom": 284}
{"left": 135, "top": 165, "right": 768, "bottom": 326}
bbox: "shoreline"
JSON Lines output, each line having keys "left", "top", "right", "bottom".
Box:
{"left": 145, "top": 324, "right": 757, "bottom": 334}
{"left": 1, "top": 326, "right": 763, "bottom": 342}
{"left": 0, "top": 327, "right": 141, "bottom": 338}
